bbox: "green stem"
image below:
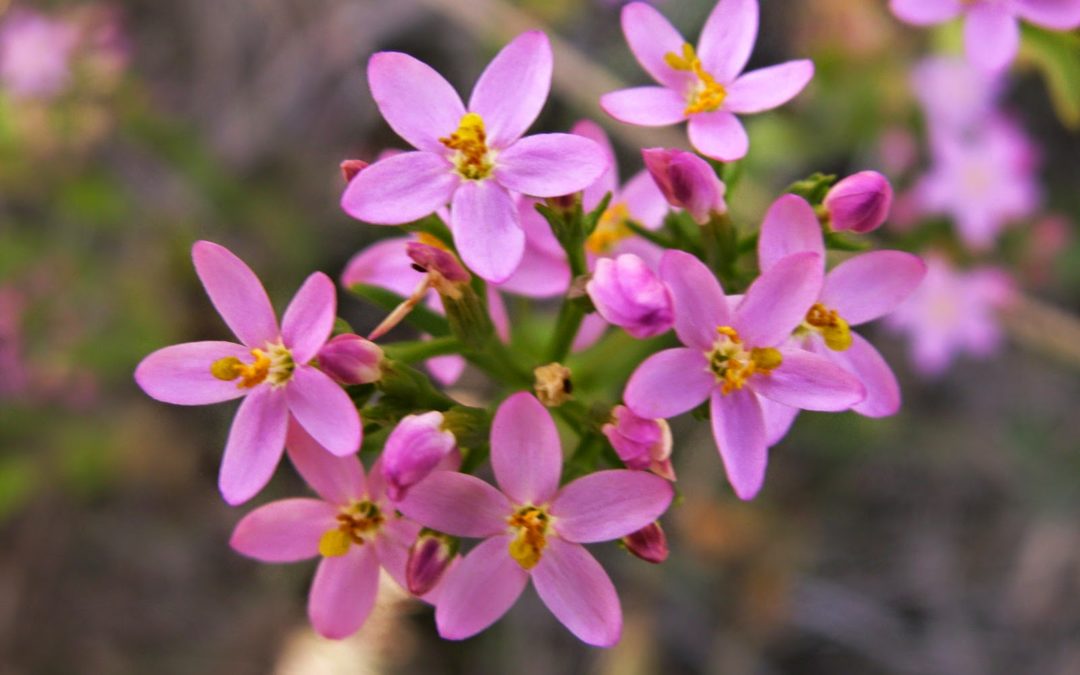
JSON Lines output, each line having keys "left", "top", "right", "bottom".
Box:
{"left": 546, "top": 298, "right": 586, "bottom": 364}
{"left": 383, "top": 336, "right": 461, "bottom": 364}
{"left": 704, "top": 212, "right": 738, "bottom": 289}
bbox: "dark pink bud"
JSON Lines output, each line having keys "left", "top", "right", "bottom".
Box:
{"left": 316, "top": 334, "right": 383, "bottom": 385}
{"left": 602, "top": 405, "right": 675, "bottom": 480}
{"left": 642, "top": 148, "right": 726, "bottom": 224}
{"left": 381, "top": 411, "right": 457, "bottom": 502}
{"left": 405, "top": 242, "right": 470, "bottom": 283}
{"left": 340, "top": 159, "right": 369, "bottom": 183}
{"left": 406, "top": 531, "right": 457, "bottom": 596}
{"left": 623, "top": 522, "right": 668, "bottom": 564}
{"left": 823, "top": 171, "right": 893, "bottom": 233}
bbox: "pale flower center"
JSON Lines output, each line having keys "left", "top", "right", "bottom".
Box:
{"left": 507, "top": 505, "right": 551, "bottom": 570}
{"left": 664, "top": 43, "right": 727, "bottom": 115}
{"left": 440, "top": 112, "right": 495, "bottom": 180}
{"left": 210, "top": 341, "right": 294, "bottom": 389}
{"left": 319, "top": 499, "right": 386, "bottom": 557}
{"left": 706, "top": 326, "right": 782, "bottom": 395}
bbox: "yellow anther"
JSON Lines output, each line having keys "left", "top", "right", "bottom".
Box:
{"left": 416, "top": 232, "right": 450, "bottom": 250}
{"left": 751, "top": 347, "right": 783, "bottom": 371}
{"left": 804, "top": 303, "right": 852, "bottom": 351}
{"left": 210, "top": 357, "right": 243, "bottom": 381}
{"left": 586, "top": 203, "right": 634, "bottom": 254}
{"left": 440, "top": 112, "right": 494, "bottom": 180}
{"left": 210, "top": 343, "right": 294, "bottom": 389}
{"left": 318, "top": 500, "right": 385, "bottom": 558}
{"left": 717, "top": 325, "right": 741, "bottom": 342}
{"left": 507, "top": 506, "right": 549, "bottom": 570}
{"left": 318, "top": 529, "right": 351, "bottom": 557}
{"left": 708, "top": 326, "right": 782, "bottom": 395}
{"left": 663, "top": 42, "right": 727, "bottom": 115}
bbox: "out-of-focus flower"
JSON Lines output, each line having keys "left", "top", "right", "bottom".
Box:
{"left": 601, "top": 0, "right": 814, "bottom": 161}
{"left": 341, "top": 31, "right": 608, "bottom": 282}
{"left": 602, "top": 405, "right": 675, "bottom": 480}
{"left": 823, "top": 171, "right": 893, "bottom": 234}
{"left": 397, "top": 393, "right": 673, "bottom": 646}
{"left": 381, "top": 411, "right": 458, "bottom": 501}
{"left": 877, "top": 128, "right": 919, "bottom": 177}
{"left": 135, "top": 241, "right": 361, "bottom": 505}
{"left": 0, "top": 9, "right": 78, "bottom": 100}
{"left": 587, "top": 254, "right": 674, "bottom": 339}
{"left": 641, "top": 148, "right": 727, "bottom": 224}
{"left": 316, "top": 334, "right": 383, "bottom": 386}
{"left": 622, "top": 521, "right": 669, "bottom": 563}
{"left": 911, "top": 57, "right": 1001, "bottom": 138}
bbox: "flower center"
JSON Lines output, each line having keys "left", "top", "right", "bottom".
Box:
{"left": 800, "top": 303, "right": 852, "bottom": 351}
{"left": 664, "top": 43, "right": 727, "bottom": 115}
{"left": 318, "top": 499, "right": 385, "bottom": 557}
{"left": 440, "top": 112, "right": 494, "bottom": 181}
{"left": 586, "top": 202, "right": 634, "bottom": 254}
{"left": 507, "top": 505, "right": 550, "bottom": 570}
{"left": 706, "top": 326, "right": 782, "bottom": 395}
{"left": 210, "top": 342, "right": 294, "bottom": 389}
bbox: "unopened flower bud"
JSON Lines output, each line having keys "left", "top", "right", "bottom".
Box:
{"left": 534, "top": 362, "right": 573, "bottom": 407}
{"left": 602, "top": 405, "right": 675, "bottom": 480}
{"left": 340, "top": 159, "right": 369, "bottom": 183}
{"left": 381, "top": 411, "right": 457, "bottom": 501}
{"left": 586, "top": 254, "right": 674, "bottom": 339}
{"left": 642, "top": 148, "right": 726, "bottom": 225}
{"left": 823, "top": 170, "right": 893, "bottom": 233}
{"left": 406, "top": 241, "right": 471, "bottom": 286}
{"left": 622, "top": 521, "right": 668, "bottom": 564}
{"left": 406, "top": 530, "right": 458, "bottom": 596}
{"left": 316, "top": 334, "right": 383, "bottom": 385}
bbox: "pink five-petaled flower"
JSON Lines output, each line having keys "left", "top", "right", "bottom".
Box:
{"left": 230, "top": 423, "right": 422, "bottom": 639}
{"left": 135, "top": 241, "right": 361, "bottom": 505}
{"left": 890, "top": 0, "right": 1080, "bottom": 72}
{"left": 601, "top": 0, "right": 814, "bottom": 161}
{"left": 341, "top": 31, "right": 608, "bottom": 283}
{"left": 624, "top": 249, "right": 865, "bottom": 500}
{"left": 397, "top": 393, "right": 674, "bottom": 647}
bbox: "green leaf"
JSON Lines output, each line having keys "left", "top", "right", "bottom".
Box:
{"left": 1022, "top": 25, "right": 1080, "bottom": 129}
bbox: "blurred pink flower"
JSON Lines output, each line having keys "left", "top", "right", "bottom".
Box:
{"left": 0, "top": 9, "right": 78, "bottom": 100}
{"left": 911, "top": 57, "right": 1001, "bottom": 138}
{"left": 0, "top": 287, "right": 29, "bottom": 397}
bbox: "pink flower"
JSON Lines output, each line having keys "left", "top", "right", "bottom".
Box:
{"left": 341, "top": 31, "right": 608, "bottom": 283}
{"left": 230, "top": 423, "right": 422, "bottom": 639}
{"left": 624, "top": 249, "right": 865, "bottom": 500}
{"left": 641, "top": 147, "right": 727, "bottom": 224}
{"left": 602, "top": 405, "right": 675, "bottom": 480}
{"left": 601, "top": 0, "right": 814, "bottom": 161}
{"left": 381, "top": 411, "right": 458, "bottom": 501}
{"left": 911, "top": 57, "right": 1001, "bottom": 138}
{"left": 397, "top": 393, "right": 674, "bottom": 646}
{"left": 316, "top": 334, "right": 383, "bottom": 386}
{"left": 0, "top": 9, "right": 78, "bottom": 100}
{"left": 890, "top": 0, "right": 1080, "bottom": 71}
{"left": 586, "top": 254, "right": 674, "bottom": 339}
{"left": 135, "top": 241, "right": 361, "bottom": 505}
{"left": 823, "top": 171, "right": 893, "bottom": 234}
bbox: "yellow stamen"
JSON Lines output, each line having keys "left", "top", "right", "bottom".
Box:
{"left": 318, "top": 500, "right": 385, "bottom": 558}
{"left": 416, "top": 232, "right": 450, "bottom": 250}
{"left": 707, "top": 326, "right": 782, "bottom": 395}
{"left": 210, "top": 344, "right": 293, "bottom": 389}
{"left": 440, "top": 112, "right": 494, "bottom": 180}
{"left": 318, "top": 529, "right": 351, "bottom": 557}
{"left": 803, "top": 303, "right": 852, "bottom": 351}
{"left": 586, "top": 203, "right": 634, "bottom": 254}
{"left": 664, "top": 43, "right": 727, "bottom": 115}
{"left": 507, "top": 506, "right": 550, "bottom": 570}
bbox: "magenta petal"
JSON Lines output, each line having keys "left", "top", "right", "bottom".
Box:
{"left": 624, "top": 348, "right": 714, "bottom": 419}
{"left": 759, "top": 395, "right": 799, "bottom": 447}
{"left": 192, "top": 241, "right": 278, "bottom": 348}
{"left": 621, "top": 2, "right": 694, "bottom": 90}
{"left": 229, "top": 498, "right": 336, "bottom": 563}
{"left": 964, "top": 6, "right": 1019, "bottom": 72}
{"left": 286, "top": 419, "right": 365, "bottom": 505}
{"left": 621, "top": 169, "right": 669, "bottom": 231}
{"left": 725, "top": 60, "right": 814, "bottom": 114}
{"left": 397, "top": 471, "right": 510, "bottom": 537}
{"left": 821, "top": 251, "right": 927, "bottom": 326}
{"left": 660, "top": 249, "right": 731, "bottom": 351}
{"left": 341, "top": 236, "right": 423, "bottom": 296}
{"left": 495, "top": 133, "right": 609, "bottom": 197}
{"left": 687, "top": 112, "right": 749, "bottom": 162}
{"left": 435, "top": 535, "right": 528, "bottom": 641}
{"left": 752, "top": 349, "right": 865, "bottom": 412}
{"left": 308, "top": 546, "right": 380, "bottom": 639}
{"left": 426, "top": 354, "right": 466, "bottom": 386}
{"left": 469, "top": 31, "right": 552, "bottom": 148}
{"left": 281, "top": 272, "right": 335, "bottom": 364}
{"left": 374, "top": 518, "right": 420, "bottom": 593}
{"left": 890, "top": 0, "right": 963, "bottom": 24}
{"left": 450, "top": 180, "right": 525, "bottom": 283}
{"left": 367, "top": 51, "right": 466, "bottom": 152}
{"left": 822, "top": 333, "right": 901, "bottom": 418}
{"left": 135, "top": 341, "right": 250, "bottom": 405}
{"left": 600, "top": 87, "right": 689, "bottom": 127}
{"left": 286, "top": 366, "right": 361, "bottom": 457}
{"left": 532, "top": 538, "right": 621, "bottom": 648}
{"left": 1012, "top": 0, "right": 1080, "bottom": 29}
{"left": 572, "top": 119, "right": 619, "bottom": 210}
{"left": 697, "top": 0, "right": 759, "bottom": 82}
{"left": 757, "top": 194, "right": 825, "bottom": 274}
{"left": 219, "top": 386, "right": 288, "bottom": 505}
{"left": 341, "top": 151, "right": 458, "bottom": 225}
{"left": 491, "top": 392, "right": 562, "bottom": 505}
{"left": 710, "top": 389, "right": 767, "bottom": 500}
{"left": 735, "top": 252, "right": 822, "bottom": 347}
{"left": 551, "top": 470, "right": 673, "bottom": 543}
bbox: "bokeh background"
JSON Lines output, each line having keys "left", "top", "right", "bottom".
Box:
{"left": 2, "top": 0, "right": 1080, "bottom": 673}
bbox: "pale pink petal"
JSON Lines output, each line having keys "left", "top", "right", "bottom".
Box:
{"left": 572, "top": 119, "right": 619, "bottom": 210}
{"left": 660, "top": 249, "right": 731, "bottom": 350}
{"left": 496, "top": 244, "right": 570, "bottom": 298}
{"left": 286, "top": 419, "right": 365, "bottom": 504}
{"left": 600, "top": 87, "right": 689, "bottom": 127}
{"left": 219, "top": 386, "right": 289, "bottom": 505}
{"left": 491, "top": 392, "right": 562, "bottom": 505}
{"left": 308, "top": 546, "right": 380, "bottom": 639}
{"left": 450, "top": 180, "right": 525, "bottom": 283}
{"left": 495, "top": 133, "right": 609, "bottom": 197}
{"left": 725, "top": 61, "right": 814, "bottom": 114}
{"left": 435, "top": 535, "right": 528, "bottom": 640}
{"left": 551, "top": 470, "right": 673, "bottom": 543}
{"left": 710, "top": 389, "right": 767, "bottom": 500}
{"left": 341, "top": 152, "right": 458, "bottom": 225}
{"left": 367, "top": 51, "right": 466, "bottom": 153}
{"left": 621, "top": 2, "right": 695, "bottom": 90}
{"left": 735, "top": 252, "right": 822, "bottom": 347}
{"left": 820, "top": 333, "right": 901, "bottom": 418}
{"left": 532, "top": 538, "right": 621, "bottom": 647}
{"left": 759, "top": 396, "right": 799, "bottom": 447}
{"left": 757, "top": 194, "right": 824, "bottom": 273}
{"left": 964, "top": 5, "right": 1019, "bottom": 72}
{"left": 286, "top": 366, "right": 361, "bottom": 457}
{"left": 889, "top": 0, "right": 963, "bottom": 24}
{"left": 341, "top": 237, "right": 423, "bottom": 297}
{"left": 751, "top": 349, "right": 865, "bottom": 411}
{"left": 821, "top": 251, "right": 927, "bottom": 326}
{"left": 697, "top": 0, "right": 759, "bottom": 83}
{"left": 135, "top": 341, "right": 250, "bottom": 405}
{"left": 572, "top": 313, "right": 609, "bottom": 352}
{"left": 624, "top": 348, "right": 714, "bottom": 419}
{"left": 1012, "top": 0, "right": 1080, "bottom": 29}
{"left": 397, "top": 472, "right": 510, "bottom": 537}
{"left": 621, "top": 169, "right": 669, "bottom": 230}
{"left": 469, "top": 31, "right": 552, "bottom": 148}
{"left": 487, "top": 286, "right": 511, "bottom": 343}
{"left": 192, "top": 241, "right": 278, "bottom": 348}
{"left": 426, "top": 354, "right": 466, "bottom": 386}
{"left": 687, "top": 112, "right": 749, "bottom": 162}
{"left": 374, "top": 518, "right": 421, "bottom": 593}
{"left": 281, "top": 272, "right": 335, "bottom": 363}
{"left": 229, "top": 498, "right": 336, "bottom": 562}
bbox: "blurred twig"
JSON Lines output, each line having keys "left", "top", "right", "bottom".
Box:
{"left": 1003, "top": 294, "right": 1080, "bottom": 370}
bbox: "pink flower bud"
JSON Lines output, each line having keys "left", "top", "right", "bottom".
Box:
{"left": 586, "top": 255, "right": 674, "bottom": 339}
{"left": 405, "top": 241, "right": 470, "bottom": 283}
{"left": 381, "top": 411, "right": 457, "bottom": 501}
{"left": 406, "top": 530, "right": 457, "bottom": 596}
{"left": 622, "top": 522, "right": 668, "bottom": 564}
{"left": 602, "top": 405, "right": 675, "bottom": 480}
{"left": 340, "top": 159, "right": 369, "bottom": 183}
{"left": 641, "top": 148, "right": 727, "bottom": 224}
{"left": 823, "top": 171, "right": 893, "bottom": 233}
{"left": 316, "top": 334, "right": 383, "bottom": 386}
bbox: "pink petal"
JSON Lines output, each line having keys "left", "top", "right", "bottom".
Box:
{"left": 572, "top": 119, "right": 619, "bottom": 210}
{"left": 435, "top": 534, "right": 529, "bottom": 640}
{"left": 751, "top": 349, "right": 865, "bottom": 412}
{"left": 821, "top": 251, "right": 927, "bottom": 326}
{"left": 964, "top": 6, "right": 1019, "bottom": 72}
{"left": 725, "top": 60, "right": 814, "bottom": 114}
{"left": 600, "top": 87, "right": 689, "bottom": 127}
{"left": 495, "top": 133, "right": 609, "bottom": 197}
{"left": 1012, "top": 0, "right": 1080, "bottom": 29}
{"left": 426, "top": 354, "right": 466, "bottom": 386}
{"left": 889, "top": 0, "right": 963, "bottom": 24}
{"left": 374, "top": 518, "right": 420, "bottom": 593}
{"left": 281, "top": 272, "right": 335, "bottom": 364}
{"left": 286, "top": 366, "right": 361, "bottom": 457}
{"left": 624, "top": 348, "right": 714, "bottom": 419}
{"left": 219, "top": 386, "right": 289, "bottom": 505}
{"left": 397, "top": 471, "right": 511, "bottom": 537}
{"left": 192, "top": 241, "right": 278, "bottom": 348}
{"left": 759, "top": 396, "right": 799, "bottom": 447}
{"left": 660, "top": 249, "right": 731, "bottom": 351}
{"left": 496, "top": 242, "right": 570, "bottom": 298}
{"left": 697, "top": 0, "right": 759, "bottom": 83}
{"left": 491, "top": 392, "right": 563, "bottom": 505}
{"left": 469, "top": 31, "right": 552, "bottom": 148}
{"left": 450, "top": 180, "right": 525, "bottom": 283}
{"left": 367, "top": 51, "right": 466, "bottom": 153}
{"left": 532, "top": 538, "right": 621, "bottom": 647}
{"left": 621, "top": 2, "right": 694, "bottom": 91}
{"left": 757, "top": 194, "right": 825, "bottom": 274}
{"left": 229, "top": 498, "right": 336, "bottom": 562}
{"left": 135, "top": 341, "right": 251, "bottom": 405}
{"left": 735, "top": 252, "right": 822, "bottom": 347}
{"left": 341, "top": 152, "right": 458, "bottom": 225}
{"left": 286, "top": 419, "right": 365, "bottom": 505}
{"left": 820, "top": 333, "right": 901, "bottom": 418}
{"left": 487, "top": 286, "right": 510, "bottom": 343}
{"left": 621, "top": 169, "right": 669, "bottom": 230}
{"left": 572, "top": 312, "right": 609, "bottom": 352}
{"left": 551, "top": 470, "right": 673, "bottom": 543}
{"left": 308, "top": 545, "right": 380, "bottom": 639}
{"left": 341, "top": 236, "right": 423, "bottom": 297}
{"left": 710, "top": 389, "right": 767, "bottom": 500}
{"left": 687, "top": 112, "right": 749, "bottom": 162}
